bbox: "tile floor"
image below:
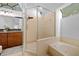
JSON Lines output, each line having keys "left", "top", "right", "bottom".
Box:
{"left": 1, "top": 42, "right": 37, "bottom": 56}
{"left": 1, "top": 46, "right": 23, "bottom": 56}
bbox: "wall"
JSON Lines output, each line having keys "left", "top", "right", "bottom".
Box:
{"left": 56, "top": 9, "right": 62, "bottom": 38}
{"left": 61, "top": 13, "right": 79, "bottom": 46}
{"left": 38, "top": 12, "right": 55, "bottom": 39}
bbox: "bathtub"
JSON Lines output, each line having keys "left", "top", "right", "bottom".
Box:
{"left": 48, "top": 42, "right": 79, "bottom": 56}
{"left": 24, "top": 37, "right": 79, "bottom": 56}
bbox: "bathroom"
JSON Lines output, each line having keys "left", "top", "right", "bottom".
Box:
{"left": 0, "top": 3, "right": 79, "bottom": 56}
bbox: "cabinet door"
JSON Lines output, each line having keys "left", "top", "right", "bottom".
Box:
{"left": 8, "top": 32, "right": 22, "bottom": 48}
{"left": 0, "top": 35, "right": 1, "bottom": 45}
{"left": 0, "top": 33, "right": 7, "bottom": 49}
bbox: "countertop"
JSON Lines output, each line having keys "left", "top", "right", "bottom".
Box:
{"left": 0, "top": 31, "right": 23, "bottom": 33}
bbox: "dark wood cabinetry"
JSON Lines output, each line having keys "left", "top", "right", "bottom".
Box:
{"left": 0, "top": 33, "right": 7, "bottom": 49}
{"left": 0, "top": 32, "right": 22, "bottom": 49}
{"left": 8, "top": 32, "right": 22, "bottom": 48}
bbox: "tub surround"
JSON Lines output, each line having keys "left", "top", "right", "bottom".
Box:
{"left": 48, "top": 42, "right": 79, "bottom": 56}
{"left": 60, "top": 37, "right": 79, "bottom": 47}
{"left": 37, "top": 37, "right": 53, "bottom": 56}
{"left": 48, "top": 37, "right": 79, "bottom": 56}
{"left": 32, "top": 37, "right": 79, "bottom": 56}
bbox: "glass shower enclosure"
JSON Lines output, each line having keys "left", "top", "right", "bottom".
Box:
{"left": 23, "top": 6, "right": 55, "bottom": 56}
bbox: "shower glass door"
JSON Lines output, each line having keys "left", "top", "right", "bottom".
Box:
{"left": 23, "top": 7, "right": 38, "bottom": 56}
{"left": 23, "top": 6, "right": 55, "bottom": 56}
{"left": 37, "top": 6, "right": 55, "bottom": 56}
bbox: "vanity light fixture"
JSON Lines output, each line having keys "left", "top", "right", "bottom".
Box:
{"left": 0, "top": 3, "right": 18, "bottom": 10}
{"left": 0, "top": 3, "right": 22, "bottom": 11}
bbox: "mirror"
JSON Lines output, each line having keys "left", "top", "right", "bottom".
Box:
{"left": 0, "top": 15, "right": 22, "bottom": 31}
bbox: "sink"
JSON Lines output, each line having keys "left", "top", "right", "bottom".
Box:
{"left": 0, "top": 29, "right": 21, "bottom": 32}
{"left": 8, "top": 29, "right": 21, "bottom": 31}
{"left": 0, "top": 29, "right": 4, "bottom": 31}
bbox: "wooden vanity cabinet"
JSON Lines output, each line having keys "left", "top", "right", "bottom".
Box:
{"left": 0, "top": 32, "right": 22, "bottom": 49}
{"left": 0, "top": 34, "right": 1, "bottom": 45}
{"left": 0, "top": 33, "right": 7, "bottom": 49}
{"left": 8, "top": 32, "right": 22, "bottom": 48}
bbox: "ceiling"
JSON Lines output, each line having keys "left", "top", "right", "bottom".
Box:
{"left": 0, "top": 3, "right": 22, "bottom": 11}
{"left": 62, "top": 3, "right": 79, "bottom": 17}
{"left": 27, "top": 3, "right": 64, "bottom": 11}
{"left": 19, "top": 3, "right": 65, "bottom": 17}
{"left": 0, "top": 3, "right": 65, "bottom": 12}
{"left": 20, "top": 3, "right": 65, "bottom": 12}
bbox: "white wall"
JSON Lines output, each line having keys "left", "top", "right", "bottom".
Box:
{"left": 38, "top": 12, "right": 55, "bottom": 39}
{"left": 56, "top": 4, "right": 72, "bottom": 38}
{"left": 56, "top": 9, "right": 62, "bottom": 37}
{"left": 61, "top": 13, "right": 79, "bottom": 40}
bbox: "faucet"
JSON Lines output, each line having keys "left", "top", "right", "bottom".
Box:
{"left": 4, "top": 25, "right": 10, "bottom": 31}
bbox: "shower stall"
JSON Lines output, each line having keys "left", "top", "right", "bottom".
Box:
{"left": 23, "top": 6, "right": 55, "bottom": 56}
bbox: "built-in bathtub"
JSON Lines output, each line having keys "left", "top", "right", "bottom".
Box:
{"left": 48, "top": 42, "right": 79, "bottom": 56}
{"left": 24, "top": 37, "right": 79, "bottom": 56}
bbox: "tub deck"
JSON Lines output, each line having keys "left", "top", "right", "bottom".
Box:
{"left": 48, "top": 42, "right": 79, "bottom": 56}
